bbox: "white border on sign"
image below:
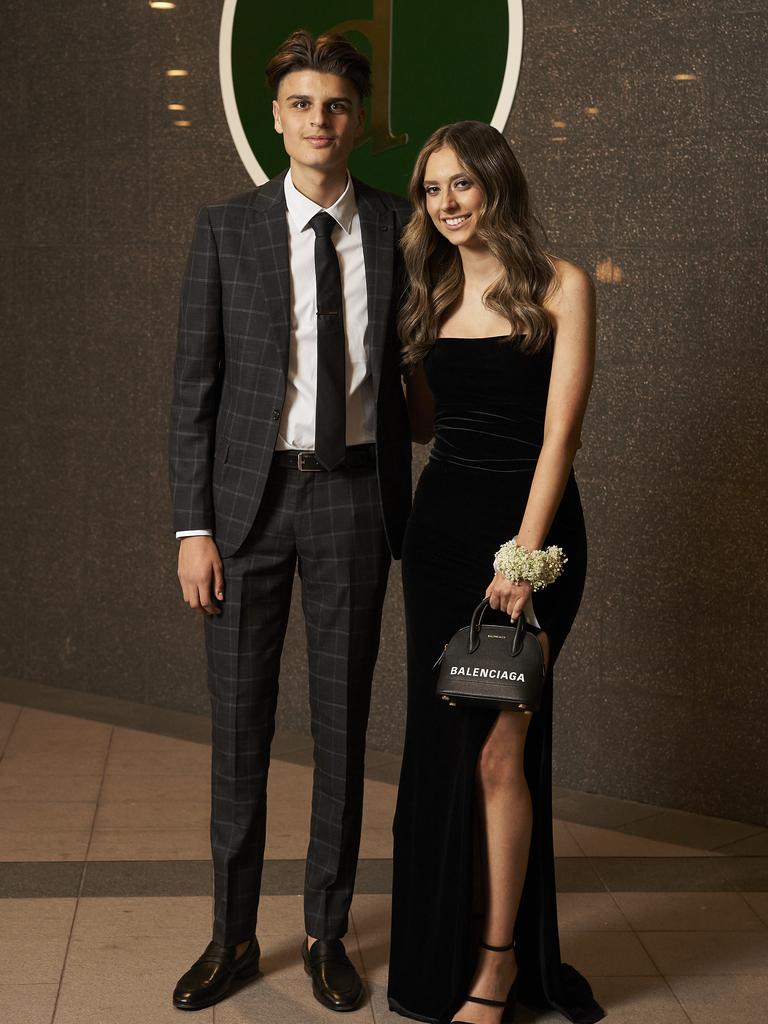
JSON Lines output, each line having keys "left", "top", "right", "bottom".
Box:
{"left": 219, "top": 0, "right": 524, "bottom": 187}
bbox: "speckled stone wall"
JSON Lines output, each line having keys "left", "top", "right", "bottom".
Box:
{"left": 2, "top": 2, "right": 766, "bottom": 823}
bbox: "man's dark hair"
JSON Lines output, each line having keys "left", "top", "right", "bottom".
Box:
{"left": 266, "top": 29, "right": 372, "bottom": 103}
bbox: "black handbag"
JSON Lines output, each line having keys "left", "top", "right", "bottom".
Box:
{"left": 434, "top": 598, "right": 545, "bottom": 712}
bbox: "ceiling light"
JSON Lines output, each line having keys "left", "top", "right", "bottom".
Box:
{"left": 673, "top": 73, "right": 697, "bottom": 81}
{"left": 149, "top": 2, "right": 176, "bottom": 8}
{"left": 551, "top": 136, "right": 567, "bottom": 143}
{"left": 166, "top": 69, "right": 188, "bottom": 77}
{"left": 584, "top": 106, "right": 599, "bottom": 115}
{"left": 168, "top": 103, "right": 186, "bottom": 111}
{"left": 551, "top": 119, "right": 566, "bottom": 129}
{"left": 174, "top": 120, "right": 192, "bottom": 127}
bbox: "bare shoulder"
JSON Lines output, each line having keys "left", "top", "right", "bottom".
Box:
{"left": 544, "top": 256, "right": 595, "bottom": 315}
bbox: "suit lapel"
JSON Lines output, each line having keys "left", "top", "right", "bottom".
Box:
{"left": 249, "top": 171, "right": 291, "bottom": 375}
{"left": 355, "top": 178, "right": 395, "bottom": 399}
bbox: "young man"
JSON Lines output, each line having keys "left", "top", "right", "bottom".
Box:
{"left": 169, "top": 31, "right": 411, "bottom": 1013}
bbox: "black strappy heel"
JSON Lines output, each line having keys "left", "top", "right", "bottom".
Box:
{"left": 452, "top": 939, "right": 517, "bottom": 1023}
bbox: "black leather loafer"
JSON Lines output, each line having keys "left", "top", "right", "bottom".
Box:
{"left": 302, "top": 937, "right": 364, "bottom": 1012}
{"left": 173, "top": 936, "right": 261, "bottom": 1011}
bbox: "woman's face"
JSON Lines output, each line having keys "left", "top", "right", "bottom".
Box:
{"left": 422, "top": 146, "right": 484, "bottom": 247}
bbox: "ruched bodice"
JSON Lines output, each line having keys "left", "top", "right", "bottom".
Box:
{"left": 425, "top": 336, "right": 553, "bottom": 472}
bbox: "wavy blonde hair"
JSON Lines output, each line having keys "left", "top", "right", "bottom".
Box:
{"left": 399, "top": 121, "right": 556, "bottom": 367}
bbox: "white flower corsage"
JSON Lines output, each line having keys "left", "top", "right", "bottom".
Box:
{"left": 493, "top": 539, "right": 567, "bottom": 591}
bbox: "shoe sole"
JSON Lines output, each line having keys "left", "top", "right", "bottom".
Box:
{"left": 302, "top": 959, "right": 364, "bottom": 1012}
{"left": 172, "top": 962, "right": 261, "bottom": 1012}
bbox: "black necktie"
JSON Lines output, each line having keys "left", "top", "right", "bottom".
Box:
{"left": 309, "top": 211, "right": 346, "bottom": 470}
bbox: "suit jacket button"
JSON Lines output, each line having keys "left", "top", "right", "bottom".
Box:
{"left": 272, "top": 409, "right": 280, "bottom": 421}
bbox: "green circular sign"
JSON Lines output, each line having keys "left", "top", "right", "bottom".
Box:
{"left": 220, "top": 0, "right": 523, "bottom": 195}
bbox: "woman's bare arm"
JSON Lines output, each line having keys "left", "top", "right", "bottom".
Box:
{"left": 516, "top": 259, "right": 596, "bottom": 550}
{"left": 487, "top": 259, "right": 596, "bottom": 619}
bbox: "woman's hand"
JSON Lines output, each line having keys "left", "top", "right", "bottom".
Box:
{"left": 485, "top": 572, "right": 531, "bottom": 621}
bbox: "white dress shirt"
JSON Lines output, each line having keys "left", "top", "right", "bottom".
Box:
{"left": 277, "top": 169, "right": 374, "bottom": 450}
{"left": 176, "top": 170, "right": 374, "bottom": 540}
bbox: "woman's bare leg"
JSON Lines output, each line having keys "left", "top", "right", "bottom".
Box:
{"left": 451, "top": 632, "right": 549, "bottom": 1024}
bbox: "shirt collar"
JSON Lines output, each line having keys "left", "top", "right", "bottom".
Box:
{"left": 283, "top": 168, "right": 357, "bottom": 234}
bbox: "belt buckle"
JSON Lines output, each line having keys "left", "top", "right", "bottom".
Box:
{"left": 297, "top": 451, "right": 321, "bottom": 472}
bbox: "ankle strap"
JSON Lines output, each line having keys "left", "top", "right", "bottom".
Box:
{"left": 480, "top": 939, "right": 515, "bottom": 952}
{"left": 466, "top": 995, "right": 507, "bottom": 1007}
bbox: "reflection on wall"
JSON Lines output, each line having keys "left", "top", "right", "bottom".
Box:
{"left": 1, "top": 0, "right": 766, "bottom": 824}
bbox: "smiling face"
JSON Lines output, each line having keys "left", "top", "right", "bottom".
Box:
{"left": 422, "top": 146, "right": 485, "bottom": 248}
{"left": 272, "top": 69, "right": 365, "bottom": 176}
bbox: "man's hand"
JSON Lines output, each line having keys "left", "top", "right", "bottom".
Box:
{"left": 177, "top": 536, "right": 225, "bottom": 615}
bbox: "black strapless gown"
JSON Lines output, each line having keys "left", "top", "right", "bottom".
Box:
{"left": 388, "top": 337, "right": 604, "bottom": 1024}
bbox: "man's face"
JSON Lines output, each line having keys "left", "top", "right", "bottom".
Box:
{"left": 272, "top": 70, "right": 365, "bottom": 174}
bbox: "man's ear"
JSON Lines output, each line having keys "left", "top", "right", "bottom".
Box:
{"left": 272, "top": 98, "right": 283, "bottom": 134}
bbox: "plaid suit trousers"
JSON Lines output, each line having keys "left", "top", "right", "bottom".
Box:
{"left": 204, "top": 459, "right": 390, "bottom": 945}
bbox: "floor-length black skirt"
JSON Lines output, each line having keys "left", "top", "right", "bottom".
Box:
{"left": 387, "top": 458, "right": 604, "bottom": 1024}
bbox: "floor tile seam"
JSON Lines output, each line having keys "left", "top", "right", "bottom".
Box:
{"left": 0, "top": 679, "right": 212, "bottom": 746}
{"left": 347, "top": 912, "right": 375, "bottom": 983}
{"left": 561, "top": 801, "right": 768, "bottom": 838}
{"left": 710, "top": 826, "right": 768, "bottom": 852}
{"left": 0, "top": 796, "right": 104, "bottom": 805}
{"left": 89, "top": 820, "right": 212, "bottom": 830}
{"left": 621, "top": 930, "right": 665, "bottom": 971}
{"left": 604, "top": 890, "right": 635, "bottom": 931}
{"left": 742, "top": 893, "right": 768, "bottom": 928}
{"left": 634, "top": 928, "right": 768, "bottom": 937}
{"left": 572, "top": 826, "right": 720, "bottom": 859}
{"left": 629, "top": 931, "right": 696, "bottom": 1023}
{"left": 49, "top": 726, "right": 116, "bottom": 1021}
{"left": 90, "top": 820, "right": 212, "bottom": 826}
{"left": 603, "top": 808, "right": 676, "bottom": 830}
{"left": 552, "top": 798, "right": 667, "bottom": 823}
{"left": 348, "top": 906, "right": 377, "bottom": 982}
{"left": 48, "top": 871, "right": 85, "bottom": 1023}
{"left": 0, "top": 981, "right": 61, "bottom": 990}
{"left": 663, "top": 972, "right": 768, "bottom": 979}
{"left": 562, "top": 820, "right": 589, "bottom": 857}
{"left": 623, "top": 922, "right": 768, "bottom": 935}
{"left": 614, "top": 822, "right": 758, "bottom": 853}
{"left": 79, "top": 726, "right": 115, "bottom": 873}
{"left": 0, "top": 705, "right": 23, "bottom": 759}
{"left": 565, "top": 822, "right": 714, "bottom": 858}
{"left": 587, "top": 854, "right": 738, "bottom": 891}
{"left": 0, "top": 797, "right": 99, "bottom": 809}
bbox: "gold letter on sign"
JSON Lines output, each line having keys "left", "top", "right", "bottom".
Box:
{"left": 328, "top": 0, "right": 408, "bottom": 154}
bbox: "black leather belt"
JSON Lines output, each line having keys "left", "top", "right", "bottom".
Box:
{"left": 272, "top": 443, "right": 376, "bottom": 472}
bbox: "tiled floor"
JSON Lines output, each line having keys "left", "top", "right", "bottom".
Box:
{"left": 2, "top": 685, "right": 768, "bottom": 1024}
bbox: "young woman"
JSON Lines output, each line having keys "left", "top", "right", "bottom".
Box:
{"left": 387, "top": 122, "right": 604, "bottom": 1024}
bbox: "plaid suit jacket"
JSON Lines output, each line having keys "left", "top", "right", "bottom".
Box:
{"left": 169, "top": 170, "right": 413, "bottom": 559}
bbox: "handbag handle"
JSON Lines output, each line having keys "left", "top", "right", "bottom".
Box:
{"left": 468, "top": 598, "right": 527, "bottom": 656}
